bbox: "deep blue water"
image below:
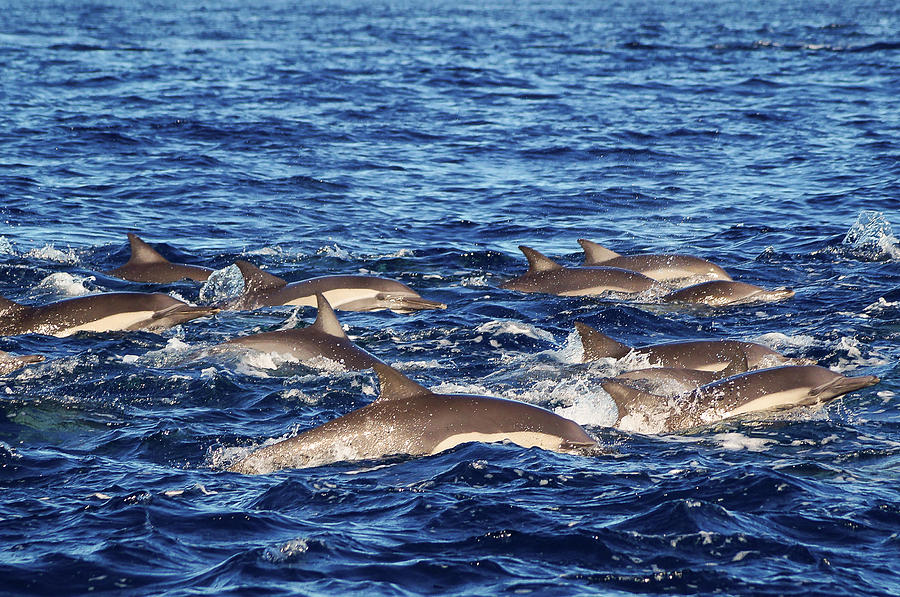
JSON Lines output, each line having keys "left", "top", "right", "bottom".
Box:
{"left": 2, "top": 0, "right": 899, "bottom": 594}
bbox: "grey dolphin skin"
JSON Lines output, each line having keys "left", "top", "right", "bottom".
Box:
{"left": 500, "top": 246, "right": 657, "bottom": 296}
{"left": 661, "top": 280, "right": 794, "bottom": 306}
{"left": 229, "top": 362, "right": 597, "bottom": 474}
{"left": 578, "top": 238, "right": 732, "bottom": 282}
{"left": 220, "top": 293, "right": 384, "bottom": 370}
{"left": 574, "top": 321, "right": 799, "bottom": 371}
{"left": 602, "top": 365, "right": 879, "bottom": 432}
{"left": 0, "top": 350, "right": 44, "bottom": 375}
{"left": 106, "top": 233, "right": 215, "bottom": 283}
{"left": 223, "top": 260, "right": 447, "bottom": 313}
{"left": 0, "top": 292, "right": 218, "bottom": 337}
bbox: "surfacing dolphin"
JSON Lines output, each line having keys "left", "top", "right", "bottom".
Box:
{"left": 661, "top": 280, "right": 794, "bottom": 306}
{"left": 574, "top": 321, "right": 799, "bottom": 371}
{"left": 106, "top": 233, "right": 215, "bottom": 283}
{"left": 228, "top": 362, "right": 597, "bottom": 474}
{"left": 500, "top": 246, "right": 657, "bottom": 297}
{"left": 217, "top": 293, "right": 383, "bottom": 370}
{"left": 601, "top": 365, "right": 879, "bottom": 432}
{"left": 578, "top": 238, "right": 731, "bottom": 282}
{"left": 222, "top": 261, "right": 446, "bottom": 313}
{"left": 0, "top": 292, "right": 218, "bottom": 337}
{"left": 0, "top": 350, "right": 44, "bottom": 375}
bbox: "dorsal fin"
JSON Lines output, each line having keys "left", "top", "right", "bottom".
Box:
{"left": 126, "top": 233, "right": 169, "bottom": 265}
{"left": 373, "top": 362, "right": 431, "bottom": 402}
{"left": 312, "top": 293, "right": 346, "bottom": 338}
{"left": 0, "top": 296, "right": 28, "bottom": 317}
{"left": 716, "top": 352, "right": 749, "bottom": 379}
{"left": 601, "top": 379, "right": 659, "bottom": 424}
{"left": 578, "top": 239, "right": 621, "bottom": 264}
{"left": 234, "top": 260, "right": 287, "bottom": 293}
{"left": 518, "top": 246, "right": 562, "bottom": 273}
{"left": 574, "top": 322, "right": 631, "bottom": 361}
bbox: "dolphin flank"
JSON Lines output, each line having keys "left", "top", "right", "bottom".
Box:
{"left": 602, "top": 365, "right": 879, "bottom": 432}
{"left": 578, "top": 238, "right": 731, "bottom": 283}
{"left": 0, "top": 292, "right": 218, "bottom": 337}
{"left": 228, "top": 362, "right": 597, "bottom": 474}
{"left": 222, "top": 260, "right": 446, "bottom": 313}
{"left": 218, "top": 293, "right": 384, "bottom": 370}
{"left": 500, "top": 246, "right": 657, "bottom": 297}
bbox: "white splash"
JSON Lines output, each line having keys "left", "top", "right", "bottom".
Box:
{"left": 199, "top": 264, "right": 244, "bottom": 303}
{"left": 24, "top": 244, "right": 80, "bottom": 264}
{"left": 842, "top": 210, "right": 900, "bottom": 259}
{"left": 35, "top": 272, "right": 95, "bottom": 297}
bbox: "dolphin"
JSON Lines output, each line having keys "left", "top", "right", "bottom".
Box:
{"left": 228, "top": 362, "right": 597, "bottom": 474}
{"left": 217, "top": 293, "right": 383, "bottom": 370}
{"left": 0, "top": 292, "right": 218, "bottom": 337}
{"left": 601, "top": 365, "right": 879, "bottom": 432}
{"left": 578, "top": 238, "right": 731, "bottom": 282}
{"left": 661, "top": 280, "right": 794, "bottom": 306}
{"left": 222, "top": 260, "right": 446, "bottom": 313}
{"left": 105, "top": 233, "right": 215, "bottom": 283}
{"left": 574, "top": 321, "right": 800, "bottom": 371}
{"left": 500, "top": 246, "right": 657, "bottom": 296}
{"left": 0, "top": 350, "right": 44, "bottom": 375}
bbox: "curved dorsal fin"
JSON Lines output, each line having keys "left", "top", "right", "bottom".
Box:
{"left": 519, "top": 246, "right": 562, "bottom": 273}
{"left": 373, "top": 362, "right": 431, "bottom": 402}
{"left": 574, "top": 322, "right": 631, "bottom": 361}
{"left": 578, "top": 239, "right": 621, "bottom": 265}
{"left": 234, "top": 260, "right": 287, "bottom": 293}
{"left": 601, "top": 379, "right": 659, "bottom": 424}
{"left": 126, "top": 233, "right": 169, "bottom": 265}
{"left": 312, "top": 293, "right": 346, "bottom": 338}
{"left": 0, "top": 296, "right": 28, "bottom": 317}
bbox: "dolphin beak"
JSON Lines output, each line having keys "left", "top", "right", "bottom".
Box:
{"left": 19, "top": 355, "right": 45, "bottom": 364}
{"left": 387, "top": 296, "right": 447, "bottom": 313}
{"left": 147, "top": 305, "right": 220, "bottom": 328}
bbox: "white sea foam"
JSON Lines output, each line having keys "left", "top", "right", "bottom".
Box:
{"left": 711, "top": 432, "right": 773, "bottom": 451}
{"left": 24, "top": 244, "right": 80, "bottom": 264}
{"left": 0, "top": 237, "right": 13, "bottom": 254}
{"left": 316, "top": 243, "right": 352, "bottom": 259}
{"left": 753, "top": 332, "right": 818, "bottom": 352}
{"left": 35, "top": 272, "right": 95, "bottom": 297}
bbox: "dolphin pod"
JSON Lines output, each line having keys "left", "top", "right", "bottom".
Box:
{"left": 601, "top": 365, "right": 880, "bottom": 432}
{"left": 0, "top": 293, "right": 218, "bottom": 337}
{"left": 106, "top": 233, "right": 215, "bottom": 283}
{"left": 216, "top": 293, "right": 384, "bottom": 370}
{"left": 578, "top": 238, "right": 732, "bottom": 282}
{"left": 0, "top": 350, "right": 44, "bottom": 375}
{"left": 228, "top": 362, "right": 597, "bottom": 474}
{"left": 0, "top": 234, "right": 881, "bottom": 473}
{"left": 223, "top": 260, "right": 447, "bottom": 313}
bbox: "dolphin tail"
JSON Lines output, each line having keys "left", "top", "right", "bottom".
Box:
{"left": 577, "top": 239, "right": 620, "bottom": 265}
{"left": 574, "top": 322, "right": 631, "bottom": 361}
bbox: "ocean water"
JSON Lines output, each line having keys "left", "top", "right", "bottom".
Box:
{"left": 1, "top": 0, "right": 899, "bottom": 594}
